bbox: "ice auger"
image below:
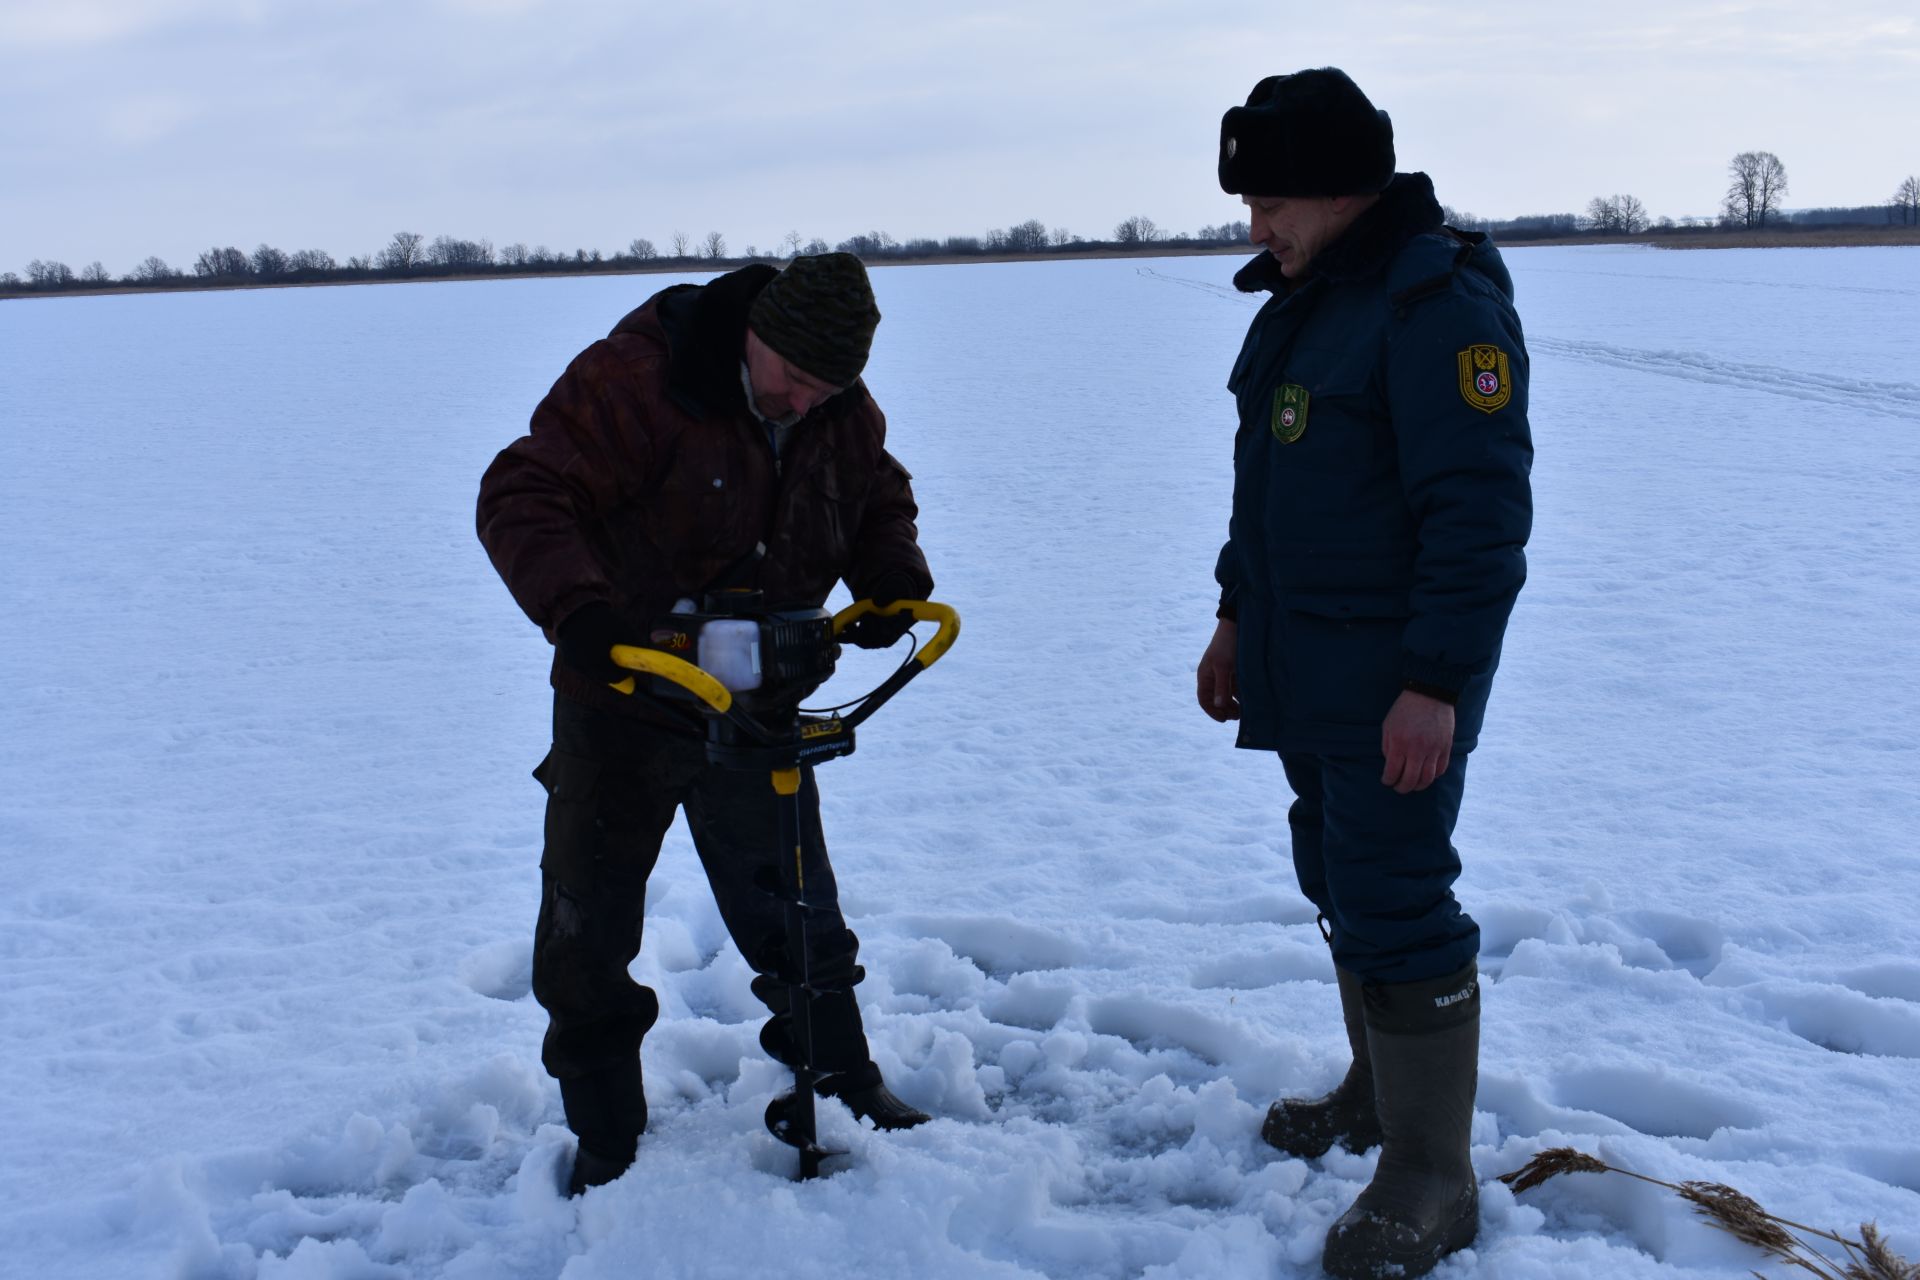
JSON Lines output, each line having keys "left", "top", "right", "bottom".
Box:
{"left": 606, "top": 592, "right": 959, "bottom": 1179}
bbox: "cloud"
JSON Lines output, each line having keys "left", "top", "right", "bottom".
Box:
{"left": 99, "top": 93, "right": 204, "bottom": 145}
{"left": 0, "top": 0, "right": 266, "bottom": 48}
{"left": 4, "top": 0, "right": 1917, "bottom": 266}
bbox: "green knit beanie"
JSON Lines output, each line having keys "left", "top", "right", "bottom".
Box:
{"left": 748, "top": 252, "right": 881, "bottom": 387}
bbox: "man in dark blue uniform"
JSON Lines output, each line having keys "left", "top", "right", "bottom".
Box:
{"left": 1196, "top": 69, "right": 1533, "bottom": 1279}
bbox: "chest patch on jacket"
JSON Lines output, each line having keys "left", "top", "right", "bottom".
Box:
{"left": 1458, "top": 345, "right": 1512, "bottom": 413}
{"left": 1271, "top": 383, "right": 1310, "bottom": 443}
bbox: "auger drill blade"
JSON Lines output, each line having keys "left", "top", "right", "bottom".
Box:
{"left": 764, "top": 1092, "right": 846, "bottom": 1180}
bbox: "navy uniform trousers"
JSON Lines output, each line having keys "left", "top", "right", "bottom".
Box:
{"left": 1280, "top": 753, "right": 1480, "bottom": 985}
{"left": 531, "top": 694, "right": 874, "bottom": 1086}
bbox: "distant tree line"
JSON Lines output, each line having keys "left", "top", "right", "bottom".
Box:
{"left": 3, "top": 216, "right": 1262, "bottom": 298}
{"left": 1440, "top": 153, "right": 1920, "bottom": 242}
{"left": 9, "top": 153, "right": 1919, "bottom": 297}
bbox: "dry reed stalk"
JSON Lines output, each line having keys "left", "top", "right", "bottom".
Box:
{"left": 1849, "top": 1223, "right": 1920, "bottom": 1280}
{"left": 1496, "top": 1147, "right": 1916, "bottom": 1280}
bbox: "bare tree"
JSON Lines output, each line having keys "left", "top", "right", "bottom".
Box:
{"left": 499, "top": 243, "right": 529, "bottom": 266}
{"left": 1002, "top": 219, "right": 1049, "bottom": 252}
{"left": 1722, "top": 151, "right": 1788, "bottom": 228}
{"left": 287, "top": 249, "right": 336, "bottom": 273}
{"left": 1050, "top": 226, "right": 1079, "bottom": 247}
{"left": 670, "top": 231, "right": 691, "bottom": 258}
{"left": 251, "top": 244, "right": 289, "bottom": 278}
{"left": 194, "top": 246, "right": 250, "bottom": 278}
{"left": 132, "top": 256, "right": 176, "bottom": 282}
{"left": 802, "top": 238, "right": 830, "bottom": 255}
{"left": 427, "top": 235, "right": 493, "bottom": 269}
{"left": 1894, "top": 176, "right": 1920, "bottom": 227}
{"left": 1584, "top": 194, "right": 1650, "bottom": 235}
{"left": 781, "top": 230, "right": 803, "bottom": 258}
{"left": 1, "top": 272, "right": 20, "bottom": 289}
{"left": 1196, "top": 220, "right": 1250, "bottom": 242}
{"left": 836, "top": 230, "right": 895, "bottom": 257}
{"left": 27, "top": 260, "right": 77, "bottom": 287}
{"left": 703, "top": 231, "right": 727, "bottom": 259}
{"left": 77, "top": 261, "right": 110, "bottom": 283}
{"left": 1113, "top": 215, "right": 1162, "bottom": 245}
{"left": 379, "top": 230, "right": 426, "bottom": 270}
{"left": 627, "top": 237, "right": 657, "bottom": 260}
{"left": 347, "top": 254, "right": 374, "bottom": 271}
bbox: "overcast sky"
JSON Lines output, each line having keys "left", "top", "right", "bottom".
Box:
{"left": 3, "top": 0, "right": 1915, "bottom": 272}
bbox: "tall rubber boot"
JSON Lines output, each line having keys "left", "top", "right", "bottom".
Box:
{"left": 1262, "top": 967, "right": 1381, "bottom": 1157}
{"left": 1322, "top": 962, "right": 1480, "bottom": 1280}
{"left": 560, "top": 1056, "right": 647, "bottom": 1196}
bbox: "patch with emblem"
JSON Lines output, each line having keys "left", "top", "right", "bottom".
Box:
{"left": 1457, "top": 345, "right": 1512, "bottom": 413}
{"left": 1271, "top": 383, "right": 1309, "bottom": 443}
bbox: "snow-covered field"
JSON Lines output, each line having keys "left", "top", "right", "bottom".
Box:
{"left": 3, "top": 245, "right": 1917, "bottom": 1279}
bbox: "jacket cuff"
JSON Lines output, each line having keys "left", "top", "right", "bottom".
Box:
{"left": 1216, "top": 599, "right": 1238, "bottom": 622}
{"left": 855, "top": 568, "right": 930, "bottom": 604}
{"left": 544, "top": 589, "right": 613, "bottom": 642}
{"left": 1401, "top": 678, "right": 1459, "bottom": 706}
{"left": 1400, "top": 651, "right": 1472, "bottom": 702}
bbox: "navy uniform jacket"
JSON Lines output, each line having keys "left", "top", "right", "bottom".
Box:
{"left": 1216, "top": 173, "right": 1533, "bottom": 754}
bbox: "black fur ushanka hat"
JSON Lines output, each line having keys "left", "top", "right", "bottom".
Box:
{"left": 1219, "top": 68, "right": 1396, "bottom": 198}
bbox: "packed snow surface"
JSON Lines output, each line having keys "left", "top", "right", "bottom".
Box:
{"left": 3, "top": 246, "right": 1917, "bottom": 1278}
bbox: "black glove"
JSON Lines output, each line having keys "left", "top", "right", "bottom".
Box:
{"left": 841, "top": 576, "right": 920, "bottom": 650}
{"left": 556, "top": 601, "right": 632, "bottom": 684}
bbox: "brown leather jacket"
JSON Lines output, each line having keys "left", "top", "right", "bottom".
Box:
{"left": 477, "top": 265, "right": 933, "bottom": 719}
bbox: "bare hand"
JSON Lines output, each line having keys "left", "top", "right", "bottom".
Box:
{"left": 1197, "top": 619, "right": 1240, "bottom": 722}
{"left": 1381, "top": 689, "right": 1454, "bottom": 793}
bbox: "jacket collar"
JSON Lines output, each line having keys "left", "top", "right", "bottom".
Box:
{"left": 1232, "top": 171, "right": 1447, "bottom": 295}
{"left": 647, "top": 264, "right": 779, "bottom": 418}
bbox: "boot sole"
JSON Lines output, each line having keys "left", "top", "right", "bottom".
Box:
{"left": 1322, "top": 1195, "right": 1477, "bottom": 1280}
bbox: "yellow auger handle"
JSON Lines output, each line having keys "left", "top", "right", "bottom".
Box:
{"left": 832, "top": 599, "right": 961, "bottom": 668}
{"left": 607, "top": 645, "right": 734, "bottom": 713}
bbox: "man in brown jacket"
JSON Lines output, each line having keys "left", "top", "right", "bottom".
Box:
{"left": 477, "top": 253, "right": 935, "bottom": 1195}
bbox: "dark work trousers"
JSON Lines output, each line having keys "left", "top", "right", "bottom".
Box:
{"left": 532, "top": 694, "right": 874, "bottom": 1085}
{"left": 1279, "top": 753, "right": 1480, "bottom": 985}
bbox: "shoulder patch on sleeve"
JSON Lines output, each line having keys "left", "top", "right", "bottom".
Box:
{"left": 1457, "top": 345, "right": 1512, "bottom": 413}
